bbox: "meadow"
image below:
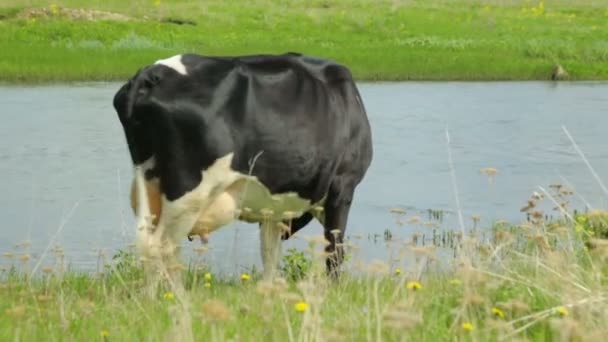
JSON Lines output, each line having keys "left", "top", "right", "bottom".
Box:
{"left": 2, "top": 1, "right": 608, "bottom": 341}
{"left": 0, "top": 0, "right": 607, "bottom": 82}
{"left": 1, "top": 185, "right": 607, "bottom": 341}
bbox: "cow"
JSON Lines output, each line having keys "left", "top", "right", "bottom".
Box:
{"left": 112, "top": 52, "right": 373, "bottom": 290}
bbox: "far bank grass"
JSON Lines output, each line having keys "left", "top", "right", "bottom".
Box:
{"left": 0, "top": 0, "right": 607, "bottom": 82}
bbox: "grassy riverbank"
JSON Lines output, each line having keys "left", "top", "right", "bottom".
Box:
{"left": 0, "top": 0, "right": 607, "bottom": 82}
{"left": 2, "top": 201, "right": 607, "bottom": 341}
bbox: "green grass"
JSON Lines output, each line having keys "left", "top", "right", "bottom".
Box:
{"left": 2, "top": 197, "right": 608, "bottom": 341}
{"left": 0, "top": 0, "right": 607, "bottom": 82}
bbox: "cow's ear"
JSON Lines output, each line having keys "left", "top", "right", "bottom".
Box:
{"left": 113, "top": 81, "right": 131, "bottom": 124}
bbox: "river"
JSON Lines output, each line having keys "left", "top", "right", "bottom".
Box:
{"left": 1, "top": 81, "right": 607, "bottom": 275}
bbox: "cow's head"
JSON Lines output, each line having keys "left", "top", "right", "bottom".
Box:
{"left": 112, "top": 55, "right": 197, "bottom": 165}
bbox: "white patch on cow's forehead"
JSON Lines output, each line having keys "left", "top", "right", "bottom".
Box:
{"left": 154, "top": 54, "right": 187, "bottom": 75}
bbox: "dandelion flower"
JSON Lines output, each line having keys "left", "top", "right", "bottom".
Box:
{"left": 49, "top": 4, "right": 59, "bottom": 15}
{"left": 204, "top": 282, "right": 211, "bottom": 288}
{"left": 100, "top": 330, "right": 109, "bottom": 338}
{"left": 241, "top": 273, "right": 250, "bottom": 281}
{"left": 461, "top": 322, "right": 474, "bottom": 331}
{"left": 294, "top": 301, "right": 308, "bottom": 312}
{"left": 163, "top": 292, "right": 174, "bottom": 300}
{"left": 492, "top": 307, "right": 505, "bottom": 318}
{"left": 556, "top": 306, "right": 569, "bottom": 316}
{"left": 406, "top": 281, "right": 422, "bottom": 291}
{"left": 204, "top": 272, "right": 212, "bottom": 280}
{"left": 394, "top": 268, "right": 402, "bottom": 275}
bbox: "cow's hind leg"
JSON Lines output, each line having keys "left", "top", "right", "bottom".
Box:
{"left": 280, "top": 212, "right": 314, "bottom": 240}
{"left": 323, "top": 179, "right": 356, "bottom": 279}
{"left": 260, "top": 220, "right": 283, "bottom": 281}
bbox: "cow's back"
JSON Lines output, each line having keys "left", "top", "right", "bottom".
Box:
{"left": 211, "top": 52, "right": 371, "bottom": 204}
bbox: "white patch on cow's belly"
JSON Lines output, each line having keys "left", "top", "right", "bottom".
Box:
{"left": 154, "top": 54, "right": 187, "bottom": 75}
{"left": 170, "top": 153, "right": 320, "bottom": 237}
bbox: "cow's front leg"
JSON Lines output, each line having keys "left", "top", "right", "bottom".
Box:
{"left": 137, "top": 199, "right": 198, "bottom": 297}
{"left": 133, "top": 165, "right": 163, "bottom": 296}
{"left": 259, "top": 219, "right": 284, "bottom": 281}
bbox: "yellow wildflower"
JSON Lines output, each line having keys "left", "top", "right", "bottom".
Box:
{"left": 449, "top": 279, "right": 462, "bottom": 286}
{"left": 575, "top": 224, "right": 584, "bottom": 233}
{"left": 49, "top": 4, "right": 59, "bottom": 15}
{"left": 154, "top": 0, "right": 161, "bottom": 7}
{"left": 163, "top": 292, "right": 174, "bottom": 300}
{"left": 462, "top": 322, "right": 474, "bottom": 331}
{"left": 556, "top": 306, "right": 569, "bottom": 316}
{"left": 576, "top": 215, "right": 587, "bottom": 224}
{"left": 406, "top": 281, "right": 422, "bottom": 291}
{"left": 100, "top": 330, "right": 109, "bottom": 338}
{"left": 394, "top": 268, "right": 402, "bottom": 275}
{"left": 204, "top": 282, "right": 211, "bottom": 288}
{"left": 204, "top": 272, "right": 212, "bottom": 280}
{"left": 492, "top": 307, "right": 505, "bottom": 318}
{"left": 241, "top": 273, "right": 250, "bottom": 281}
{"left": 294, "top": 301, "right": 308, "bottom": 312}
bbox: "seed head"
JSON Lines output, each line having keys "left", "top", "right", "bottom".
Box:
{"left": 5, "top": 305, "right": 26, "bottom": 318}
{"left": 201, "top": 299, "right": 231, "bottom": 322}
{"left": 480, "top": 167, "right": 498, "bottom": 176}
{"left": 407, "top": 216, "right": 421, "bottom": 224}
{"left": 19, "top": 254, "right": 31, "bottom": 263}
{"left": 282, "top": 211, "right": 299, "bottom": 220}
{"left": 383, "top": 309, "right": 422, "bottom": 330}
{"left": 462, "top": 293, "right": 485, "bottom": 306}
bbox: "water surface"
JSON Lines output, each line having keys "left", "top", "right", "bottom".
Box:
{"left": 1, "top": 81, "right": 607, "bottom": 274}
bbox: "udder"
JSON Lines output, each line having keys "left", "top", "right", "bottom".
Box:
{"left": 188, "top": 185, "right": 241, "bottom": 242}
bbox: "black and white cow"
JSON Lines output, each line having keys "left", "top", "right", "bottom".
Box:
{"left": 113, "top": 52, "right": 373, "bottom": 285}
